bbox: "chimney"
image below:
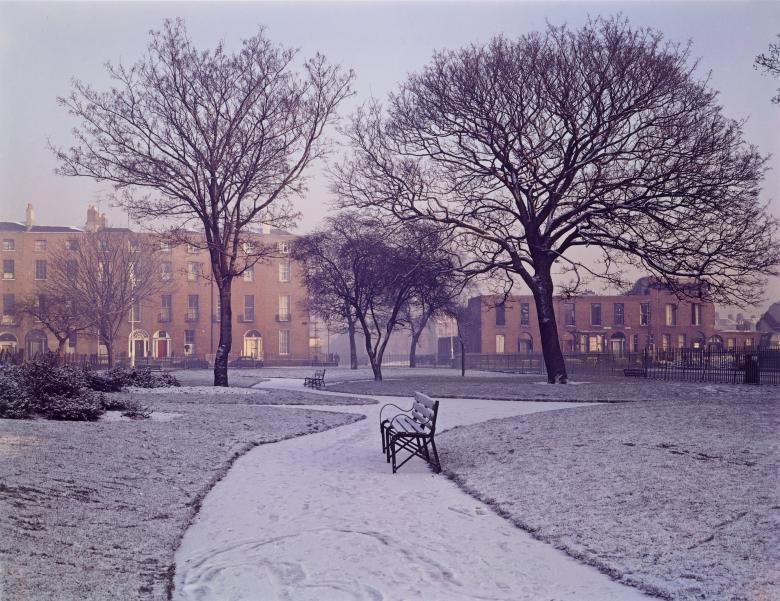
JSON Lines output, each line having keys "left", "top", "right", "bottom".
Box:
{"left": 25, "top": 203, "right": 34, "bottom": 229}
{"left": 99, "top": 212, "right": 108, "bottom": 229}
{"left": 86, "top": 205, "right": 99, "bottom": 232}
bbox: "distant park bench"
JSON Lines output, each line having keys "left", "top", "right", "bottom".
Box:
{"left": 380, "top": 391, "right": 441, "bottom": 474}
{"left": 304, "top": 369, "right": 326, "bottom": 389}
{"left": 623, "top": 367, "right": 647, "bottom": 377}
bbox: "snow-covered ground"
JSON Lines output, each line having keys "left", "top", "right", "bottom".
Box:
{"left": 173, "top": 378, "right": 652, "bottom": 601}
{"left": 438, "top": 397, "right": 780, "bottom": 600}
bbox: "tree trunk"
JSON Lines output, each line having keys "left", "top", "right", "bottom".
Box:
{"left": 347, "top": 314, "right": 358, "bottom": 370}
{"left": 105, "top": 339, "right": 114, "bottom": 368}
{"left": 56, "top": 337, "right": 67, "bottom": 357}
{"left": 459, "top": 337, "right": 466, "bottom": 377}
{"left": 409, "top": 327, "right": 422, "bottom": 368}
{"left": 214, "top": 282, "right": 233, "bottom": 387}
{"left": 530, "top": 267, "right": 568, "bottom": 383}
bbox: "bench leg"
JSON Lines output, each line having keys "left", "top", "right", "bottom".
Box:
{"left": 390, "top": 435, "right": 397, "bottom": 474}
{"left": 429, "top": 438, "right": 441, "bottom": 473}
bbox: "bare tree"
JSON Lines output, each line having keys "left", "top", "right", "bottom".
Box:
{"left": 52, "top": 19, "right": 353, "bottom": 385}
{"left": 335, "top": 17, "right": 779, "bottom": 383}
{"left": 755, "top": 33, "right": 780, "bottom": 104}
{"left": 17, "top": 292, "right": 91, "bottom": 356}
{"left": 46, "top": 231, "right": 162, "bottom": 366}
{"left": 293, "top": 213, "right": 450, "bottom": 381}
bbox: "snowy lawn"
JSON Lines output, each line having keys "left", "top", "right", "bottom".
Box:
{"left": 124, "top": 387, "right": 376, "bottom": 405}
{"left": 0, "top": 391, "right": 362, "bottom": 601}
{"left": 438, "top": 396, "right": 779, "bottom": 600}
{"left": 327, "top": 374, "right": 779, "bottom": 403}
{"left": 169, "top": 369, "right": 265, "bottom": 388}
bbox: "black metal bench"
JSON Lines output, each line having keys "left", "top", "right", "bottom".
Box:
{"left": 623, "top": 367, "right": 647, "bottom": 377}
{"left": 380, "top": 392, "right": 441, "bottom": 474}
{"left": 304, "top": 369, "right": 325, "bottom": 389}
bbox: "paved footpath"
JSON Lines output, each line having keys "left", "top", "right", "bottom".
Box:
{"left": 173, "top": 378, "right": 652, "bottom": 601}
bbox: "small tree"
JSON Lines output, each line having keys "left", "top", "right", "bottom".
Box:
{"left": 755, "top": 33, "right": 780, "bottom": 104}
{"left": 336, "top": 17, "right": 779, "bottom": 383}
{"left": 46, "top": 231, "right": 162, "bottom": 366}
{"left": 53, "top": 19, "right": 353, "bottom": 385}
{"left": 17, "top": 293, "right": 91, "bottom": 356}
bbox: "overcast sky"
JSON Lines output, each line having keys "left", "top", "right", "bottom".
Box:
{"left": 1, "top": 1, "right": 778, "bottom": 312}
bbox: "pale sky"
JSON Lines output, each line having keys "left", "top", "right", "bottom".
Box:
{"left": 1, "top": 1, "right": 778, "bottom": 313}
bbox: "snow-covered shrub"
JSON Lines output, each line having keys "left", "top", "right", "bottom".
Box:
{"left": 0, "top": 364, "right": 32, "bottom": 419}
{"left": 43, "top": 390, "right": 105, "bottom": 421}
{"left": 126, "top": 367, "right": 180, "bottom": 388}
{"left": 84, "top": 366, "right": 131, "bottom": 392}
{"left": 120, "top": 399, "right": 152, "bottom": 420}
{"left": 22, "top": 360, "right": 88, "bottom": 406}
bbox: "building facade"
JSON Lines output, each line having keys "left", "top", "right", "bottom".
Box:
{"left": 463, "top": 277, "right": 760, "bottom": 356}
{"left": 0, "top": 205, "right": 309, "bottom": 365}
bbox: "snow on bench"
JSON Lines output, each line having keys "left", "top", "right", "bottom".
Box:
{"left": 379, "top": 391, "right": 441, "bottom": 474}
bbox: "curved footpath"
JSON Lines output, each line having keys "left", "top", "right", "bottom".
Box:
{"left": 173, "top": 378, "right": 652, "bottom": 601}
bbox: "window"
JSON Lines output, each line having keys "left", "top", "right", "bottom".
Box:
{"left": 185, "top": 330, "right": 195, "bottom": 344}
{"left": 677, "top": 334, "right": 686, "bottom": 348}
{"left": 520, "top": 303, "right": 530, "bottom": 326}
{"left": 277, "top": 240, "right": 290, "bottom": 255}
{"left": 36, "top": 294, "right": 47, "bottom": 320}
{"left": 160, "top": 295, "right": 172, "bottom": 322}
{"left": 161, "top": 261, "right": 173, "bottom": 281}
{"left": 68, "top": 332, "right": 77, "bottom": 349}
{"left": 2, "top": 239, "right": 15, "bottom": 251}
{"left": 691, "top": 303, "right": 703, "bottom": 326}
{"left": 243, "top": 266, "right": 254, "bottom": 282}
{"left": 590, "top": 303, "right": 602, "bottom": 326}
{"left": 97, "top": 261, "right": 106, "bottom": 282}
{"left": 186, "top": 295, "right": 199, "bottom": 321}
{"left": 128, "top": 238, "right": 140, "bottom": 252}
{"left": 98, "top": 238, "right": 109, "bottom": 251}
{"left": 66, "top": 259, "right": 78, "bottom": 279}
{"left": 244, "top": 295, "right": 255, "bottom": 322}
{"left": 2, "top": 259, "right": 14, "bottom": 280}
{"left": 66, "top": 238, "right": 79, "bottom": 251}
{"left": 187, "top": 262, "right": 201, "bottom": 281}
{"left": 279, "top": 330, "right": 290, "bottom": 355}
{"left": 278, "top": 295, "right": 290, "bottom": 321}
{"left": 129, "top": 301, "right": 141, "bottom": 322}
{"left": 662, "top": 334, "right": 671, "bottom": 350}
{"left": 35, "top": 260, "right": 47, "bottom": 280}
{"left": 2, "top": 293, "right": 14, "bottom": 316}
{"left": 745, "top": 337, "right": 754, "bottom": 348}
{"left": 613, "top": 303, "right": 625, "bottom": 325}
{"left": 588, "top": 334, "right": 604, "bottom": 353}
{"left": 564, "top": 303, "right": 575, "bottom": 326}
{"left": 278, "top": 261, "right": 291, "bottom": 283}
{"left": 495, "top": 303, "right": 506, "bottom": 326}
{"left": 640, "top": 303, "right": 651, "bottom": 326}
{"left": 34, "top": 240, "right": 47, "bottom": 252}
{"left": 186, "top": 243, "right": 198, "bottom": 254}
{"left": 214, "top": 295, "right": 221, "bottom": 323}
{"left": 577, "top": 333, "right": 589, "bottom": 353}
{"left": 242, "top": 241, "right": 255, "bottom": 255}
{"left": 727, "top": 338, "right": 736, "bottom": 350}
{"left": 495, "top": 334, "right": 505, "bottom": 353}
{"left": 632, "top": 334, "right": 640, "bottom": 352}
{"left": 160, "top": 241, "right": 171, "bottom": 252}
{"left": 665, "top": 304, "right": 677, "bottom": 326}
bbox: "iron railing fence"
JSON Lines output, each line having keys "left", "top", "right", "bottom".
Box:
{"left": 461, "top": 346, "right": 780, "bottom": 385}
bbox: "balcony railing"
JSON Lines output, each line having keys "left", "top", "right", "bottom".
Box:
{"left": 275, "top": 313, "right": 291, "bottom": 322}
{"left": 184, "top": 309, "right": 200, "bottom": 322}
{"left": 158, "top": 310, "right": 172, "bottom": 323}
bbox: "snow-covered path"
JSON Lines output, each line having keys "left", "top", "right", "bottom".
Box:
{"left": 173, "top": 378, "right": 652, "bottom": 601}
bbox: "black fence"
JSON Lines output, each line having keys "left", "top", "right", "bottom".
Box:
{"left": 462, "top": 347, "right": 780, "bottom": 385}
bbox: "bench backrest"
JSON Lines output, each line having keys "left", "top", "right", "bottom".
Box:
{"left": 412, "top": 391, "right": 439, "bottom": 435}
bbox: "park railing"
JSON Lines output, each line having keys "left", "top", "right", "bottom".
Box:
{"left": 461, "top": 346, "right": 780, "bottom": 385}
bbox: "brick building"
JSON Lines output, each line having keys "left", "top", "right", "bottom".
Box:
{"left": 0, "top": 205, "right": 309, "bottom": 364}
{"left": 463, "top": 277, "right": 760, "bottom": 356}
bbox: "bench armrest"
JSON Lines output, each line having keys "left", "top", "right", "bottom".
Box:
{"left": 379, "top": 402, "right": 411, "bottom": 424}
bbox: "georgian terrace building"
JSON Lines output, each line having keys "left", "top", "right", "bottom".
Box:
{"left": 0, "top": 205, "right": 308, "bottom": 364}
{"left": 463, "top": 277, "right": 760, "bottom": 356}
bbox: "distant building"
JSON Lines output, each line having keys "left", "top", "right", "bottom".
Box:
{"left": 0, "top": 204, "right": 308, "bottom": 364}
{"left": 462, "top": 276, "right": 759, "bottom": 355}
{"left": 756, "top": 301, "right": 780, "bottom": 347}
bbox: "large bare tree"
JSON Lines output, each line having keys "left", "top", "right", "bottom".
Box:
{"left": 335, "top": 17, "right": 779, "bottom": 383}
{"left": 53, "top": 19, "right": 353, "bottom": 385}
{"left": 755, "top": 33, "right": 780, "bottom": 104}
{"left": 45, "top": 231, "right": 162, "bottom": 366}
{"left": 17, "top": 292, "right": 91, "bottom": 357}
